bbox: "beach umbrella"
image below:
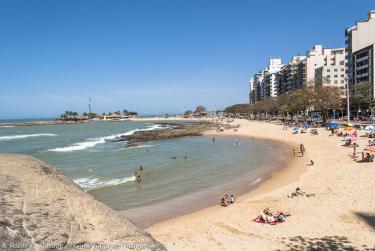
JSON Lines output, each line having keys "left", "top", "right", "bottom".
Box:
{"left": 365, "top": 125, "right": 375, "bottom": 131}
{"left": 327, "top": 122, "right": 339, "bottom": 127}
{"left": 345, "top": 135, "right": 358, "bottom": 141}
{"left": 365, "top": 146, "right": 375, "bottom": 152}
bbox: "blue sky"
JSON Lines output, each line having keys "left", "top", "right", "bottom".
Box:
{"left": 1, "top": 0, "right": 374, "bottom": 119}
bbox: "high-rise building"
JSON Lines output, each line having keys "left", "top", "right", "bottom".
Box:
{"left": 263, "top": 58, "right": 284, "bottom": 98}
{"left": 315, "top": 48, "right": 347, "bottom": 96}
{"left": 276, "top": 45, "right": 347, "bottom": 96}
{"left": 248, "top": 58, "right": 283, "bottom": 104}
{"left": 249, "top": 78, "right": 255, "bottom": 104}
{"left": 346, "top": 10, "right": 375, "bottom": 100}
{"left": 276, "top": 55, "right": 306, "bottom": 95}
{"left": 253, "top": 70, "right": 266, "bottom": 102}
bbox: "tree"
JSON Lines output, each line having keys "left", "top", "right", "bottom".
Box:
{"left": 183, "top": 110, "right": 193, "bottom": 117}
{"left": 312, "top": 86, "right": 343, "bottom": 124}
{"left": 224, "top": 104, "right": 251, "bottom": 114}
{"left": 195, "top": 105, "right": 206, "bottom": 113}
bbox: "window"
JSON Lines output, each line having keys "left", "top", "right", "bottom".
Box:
{"left": 341, "top": 68, "right": 345, "bottom": 71}
{"left": 327, "top": 69, "right": 330, "bottom": 72}
{"left": 334, "top": 80, "right": 338, "bottom": 84}
{"left": 334, "top": 69, "right": 337, "bottom": 72}
{"left": 341, "top": 80, "right": 344, "bottom": 83}
{"left": 341, "top": 74, "right": 344, "bottom": 77}
{"left": 334, "top": 75, "right": 338, "bottom": 78}
{"left": 340, "top": 61, "right": 345, "bottom": 65}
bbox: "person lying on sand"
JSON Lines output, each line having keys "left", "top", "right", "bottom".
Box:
{"left": 257, "top": 208, "right": 289, "bottom": 224}
{"left": 288, "top": 187, "right": 315, "bottom": 198}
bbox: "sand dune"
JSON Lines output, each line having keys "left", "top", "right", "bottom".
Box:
{"left": 148, "top": 119, "right": 375, "bottom": 250}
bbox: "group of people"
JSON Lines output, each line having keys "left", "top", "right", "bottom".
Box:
{"left": 255, "top": 208, "right": 289, "bottom": 224}
{"left": 221, "top": 194, "right": 235, "bottom": 207}
{"left": 134, "top": 165, "right": 149, "bottom": 183}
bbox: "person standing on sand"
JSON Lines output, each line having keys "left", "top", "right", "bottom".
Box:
{"left": 140, "top": 165, "right": 143, "bottom": 172}
{"left": 293, "top": 149, "right": 296, "bottom": 158}
{"left": 300, "top": 143, "right": 305, "bottom": 156}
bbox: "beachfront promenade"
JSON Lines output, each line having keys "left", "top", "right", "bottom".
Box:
{"left": 149, "top": 119, "right": 375, "bottom": 250}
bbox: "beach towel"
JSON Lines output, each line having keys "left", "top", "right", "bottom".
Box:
{"left": 252, "top": 216, "right": 279, "bottom": 225}
{"left": 252, "top": 212, "right": 290, "bottom": 225}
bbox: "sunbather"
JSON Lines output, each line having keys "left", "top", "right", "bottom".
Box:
{"left": 289, "top": 187, "right": 315, "bottom": 198}
{"left": 256, "top": 208, "right": 289, "bottom": 224}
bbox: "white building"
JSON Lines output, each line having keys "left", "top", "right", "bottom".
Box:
{"left": 315, "top": 48, "right": 346, "bottom": 96}
{"left": 264, "top": 58, "right": 284, "bottom": 97}
{"left": 249, "top": 78, "right": 255, "bottom": 104}
{"left": 346, "top": 10, "right": 375, "bottom": 100}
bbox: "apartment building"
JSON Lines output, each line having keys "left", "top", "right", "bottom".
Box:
{"left": 249, "top": 78, "right": 255, "bottom": 104}
{"left": 276, "top": 55, "right": 306, "bottom": 95}
{"left": 315, "top": 48, "right": 347, "bottom": 96}
{"left": 248, "top": 58, "right": 283, "bottom": 103}
{"left": 346, "top": 10, "right": 375, "bottom": 99}
{"left": 253, "top": 70, "right": 266, "bottom": 102}
{"left": 263, "top": 58, "right": 284, "bottom": 97}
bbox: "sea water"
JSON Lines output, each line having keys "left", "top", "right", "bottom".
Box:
{"left": 0, "top": 120, "right": 291, "bottom": 227}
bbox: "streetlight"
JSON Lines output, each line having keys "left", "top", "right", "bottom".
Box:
{"left": 346, "top": 77, "right": 350, "bottom": 124}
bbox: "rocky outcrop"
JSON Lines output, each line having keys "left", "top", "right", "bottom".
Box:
{"left": 115, "top": 122, "right": 214, "bottom": 147}
{"left": 0, "top": 154, "right": 165, "bottom": 251}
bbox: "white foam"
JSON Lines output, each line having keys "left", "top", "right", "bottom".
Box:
{"left": 0, "top": 133, "right": 57, "bottom": 141}
{"left": 73, "top": 176, "right": 136, "bottom": 191}
{"left": 250, "top": 178, "right": 261, "bottom": 185}
{"left": 126, "top": 144, "right": 158, "bottom": 149}
{"left": 47, "top": 124, "right": 163, "bottom": 152}
{"left": 0, "top": 126, "right": 14, "bottom": 128}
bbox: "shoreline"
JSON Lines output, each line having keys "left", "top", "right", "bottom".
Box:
{"left": 119, "top": 135, "right": 293, "bottom": 228}
{"left": 143, "top": 123, "right": 306, "bottom": 227}
{"left": 148, "top": 119, "right": 375, "bottom": 250}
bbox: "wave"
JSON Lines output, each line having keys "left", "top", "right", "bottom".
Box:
{"left": 250, "top": 178, "right": 261, "bottom": 185}
{"left": 73, "top": 176, "right": 136, "bottom": 191}
{"left": 47, "top": 124, "right": 163, "bottom": 152}
{"left": 0, "top": 133, "right": 57, "bottom": 141}
{"left": 0, "top": 126, "right": 15, "bottom": 128}
{"left": 125, "top": 144, "right": 159, "bottom": 150}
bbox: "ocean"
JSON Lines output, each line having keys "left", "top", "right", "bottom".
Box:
{"left": 0, "top": 120, "right": 291, "bottom": 227}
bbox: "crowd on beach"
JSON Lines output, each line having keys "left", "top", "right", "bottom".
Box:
{"left": 219, "top": 118, "right": 375, "bottom": 226}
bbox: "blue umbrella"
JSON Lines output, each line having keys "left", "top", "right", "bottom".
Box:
{"left": 327, "top": 122, "right": 339, "bottom": 127}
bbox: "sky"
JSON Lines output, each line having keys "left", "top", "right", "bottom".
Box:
{"left": 1, "top": 0, "right": 375, "bottom": 119}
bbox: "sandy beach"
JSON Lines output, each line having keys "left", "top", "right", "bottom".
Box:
{"left": 148, "top": 119, "right": 375, "bottom": 250}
